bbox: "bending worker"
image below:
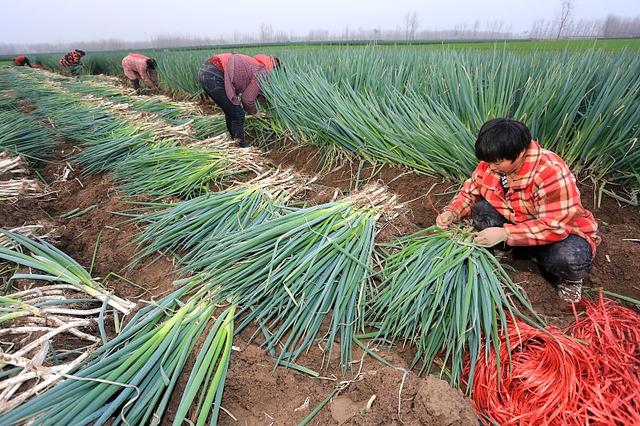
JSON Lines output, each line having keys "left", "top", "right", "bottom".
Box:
{"left": 59, "top": 49, "right": 85, "bottom": 76}
{"left": 436, "top": 118, "right": 600, "bottom": 303}
{"left": 121, "top": 53, "right": 159, "bottom": 92}
{"left": 198, "top": 52, "right": 279, "bottom": 147}
{"left": 13, "top": 55, "right": 32, "bottom": 67}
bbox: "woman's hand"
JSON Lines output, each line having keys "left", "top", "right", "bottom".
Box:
{"left": 473, "top": 227, "right": 507, "bottom": 247}
{"left": 436, "top": 211, "right": 457, "bottom": 228}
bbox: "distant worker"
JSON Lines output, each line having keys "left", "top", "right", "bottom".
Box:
{"left": 121, "top": 53, "right": 159, "bottom": 92}
{"left": 435, "top": 118, "right": 600, "bottom": 304}
{"left": 198, "top": 53, "right": 279, "bottom": 147}
{"left": 59, "top": 49, "right": 85, "bottom": 76}
{"left": 13, "top": 55, "right": 32, "bottom": 67}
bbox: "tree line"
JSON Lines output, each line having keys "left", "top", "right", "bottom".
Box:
{"left": 2, "top": 14, "right": 638, "bottom": 55}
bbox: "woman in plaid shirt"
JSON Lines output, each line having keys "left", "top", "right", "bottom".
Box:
{"left": 436, "top": 118, "right": 600, "bottom": 303}
{"left": 59, "top": 49, "right": 85, "bottom": 76}
{"left": 198, "top": 53, "right": 279, "bottom": 147}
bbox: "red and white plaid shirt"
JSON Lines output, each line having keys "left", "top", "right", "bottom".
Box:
{"left": 443, "top": 141, "right": 600, "bottom": 255}
{"left": 214, "top": 53, "right": 266, "bottom": 115}
{"left": 59, "top": 50, "right": 83, "bottom": 68}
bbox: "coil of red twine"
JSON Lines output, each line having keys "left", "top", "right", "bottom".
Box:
{"left": 471, "top": 292, "right": 640, "bottom": 425}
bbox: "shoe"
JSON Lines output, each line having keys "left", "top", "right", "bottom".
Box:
{"left": 557, "top": 279, "right": 583, "bottom": 303}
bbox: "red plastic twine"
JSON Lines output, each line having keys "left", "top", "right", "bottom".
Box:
{"left": 471, "top": 292, "right": 640, "bottom": 425}
{"left": 568, "top": 294, "right": 640, "bottom": 425}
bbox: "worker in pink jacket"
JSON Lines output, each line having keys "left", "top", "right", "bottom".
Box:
{"left": 121, "top": 53, "right": 159, "bottom": 91}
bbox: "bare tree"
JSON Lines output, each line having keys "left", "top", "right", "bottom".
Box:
{"left": 530, "top": 19, "right": 544, "bottom": 39}
{"left": 602, "top": 15, "right": 640, "bottom": 38}
{"left": 485, "top": 20, "right": 506, "bottom": 39}
{"left": 472, "top": 20, "right": 481, "bottom": 39}
{"left": 404, "top": 11, "right": 419, "bottom": 40}
{"left": 342, "top": 25, "right": 350, "bottom": 40}
{"left": 556, "top": 0, "right": 574, "bottom": 39}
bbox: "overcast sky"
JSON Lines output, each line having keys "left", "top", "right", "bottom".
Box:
{"left": 3, "top": 0, "right": 638, "bottom": 44}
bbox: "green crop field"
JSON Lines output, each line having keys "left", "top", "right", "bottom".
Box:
{"left": 26, "top": 39, "right": 640, "bottom": 196}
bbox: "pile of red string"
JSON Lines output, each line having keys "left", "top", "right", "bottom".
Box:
{"left": 569, "top": 294, "right": 640, "bottom": 424}
{"left": 471, "top": 292, "right": 640, "bottom": 425}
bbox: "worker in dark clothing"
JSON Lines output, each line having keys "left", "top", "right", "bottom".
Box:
{"left": 198, "top": 53, "right": 279, "bottom": 147}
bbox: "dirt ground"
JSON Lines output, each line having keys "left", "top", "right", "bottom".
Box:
{"left": 2, "top": 108, "right": 639, "bottom": 424}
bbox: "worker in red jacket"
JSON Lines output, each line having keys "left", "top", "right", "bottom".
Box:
{"left": 59, "top": 49, "right": 85, "bottom": 76}
{"left": 13, "top": 56, "right": 32, "bottom": 67}
{"left": 436, "top": 118, "right": 600, "bottom": 303}
{"left": 198, "top": 53, "right": 279, "bottom": 147}
{"left": 121, "top": 53, "right": 159, "bottom": 92}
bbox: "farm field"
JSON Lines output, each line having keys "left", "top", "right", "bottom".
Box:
{"left": 1, "top": 40, "right": 639, "bottom": 425}
{"left": 30, "top": 41, "right": 640, "bottom": 192}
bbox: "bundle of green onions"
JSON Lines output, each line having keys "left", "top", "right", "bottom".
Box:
{"left": 0, "top": 286, "right": 236, "bottom": 426}
{"left": 87, "top": 97, "right": 197, "bottom": 145}
{"left": 129, "top": 95, "right": 193, "bottom": 122}
{"left": 0, "top": 284, "right": 110, "bottom": 414}
{"left": 182, "top": 185, "right": 396, "bottom": 370}
{"left": 172, "top": 303, "right": 235, "bottom": 426}
{"left": 2, "top": 71, "right": 145, "bottom": 156}
{"left": 368, "top": 226, "right": 545, "bottom": 390}
{"left": 4, "top": 76, "right": 125, "bottom": 145}
{"left": 63, "top": 78, "right": 129, "bottom": 100}
{"left": 129, "top": 170, "right": 304, "bottom": 265}
{"left": 191, "top": 114, "right": 228, "bottom": 139}
{"left": 68, "top": 75, "right": 228, "bottom": 140}
{"left": 0, "top": 230, "right": 134, "bottom": 315}
{"left": 63, "top": 78, "right": 214, "bottom": 139}
{"left": 75, "top": 126, "right": 154, "bottom": 175}
{"left": 0, "top": 152, "right": 29, "bottom": 177}
{"left": 0, "top": 152, "right": 46, "bottom": 201}
{"left": 0, "top": 109, "right": 54, "bottom": 161}
{"left": 0, "top": 93, "right": 18, "bottom": 110}
{"left": 31, "top": 95, "right": 121, "bottom": 141}
{"left": 89, "top": 77, "right": 222, "bottom": 141}
{"left": 112, "top": 142, "right": 251, "bottom": 199}
{"left": 0, "top": 178, "right": 43, "bottom": 201}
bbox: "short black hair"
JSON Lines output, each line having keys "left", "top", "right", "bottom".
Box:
{"left": 76, "top": 49, "right": 86, "bottom": 56}
{"left": 475, "top": 118, "right": 532, "bottom": 162}
{"left": 147, "top": 58, "right": 157, "bottom": 69}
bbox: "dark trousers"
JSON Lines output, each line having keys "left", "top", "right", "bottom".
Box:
{"left": 198, "top": 62, "right": 246, "bottom": 146}
{"left": 472, "top": 200, "right": 592, "bottom": 282}
{"left": 68, "top": 64, "right": 81, "bottom": 76}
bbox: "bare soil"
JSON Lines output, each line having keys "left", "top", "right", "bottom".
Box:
{"left": 2, "top": 126, "right": 639, "bottom": 425}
